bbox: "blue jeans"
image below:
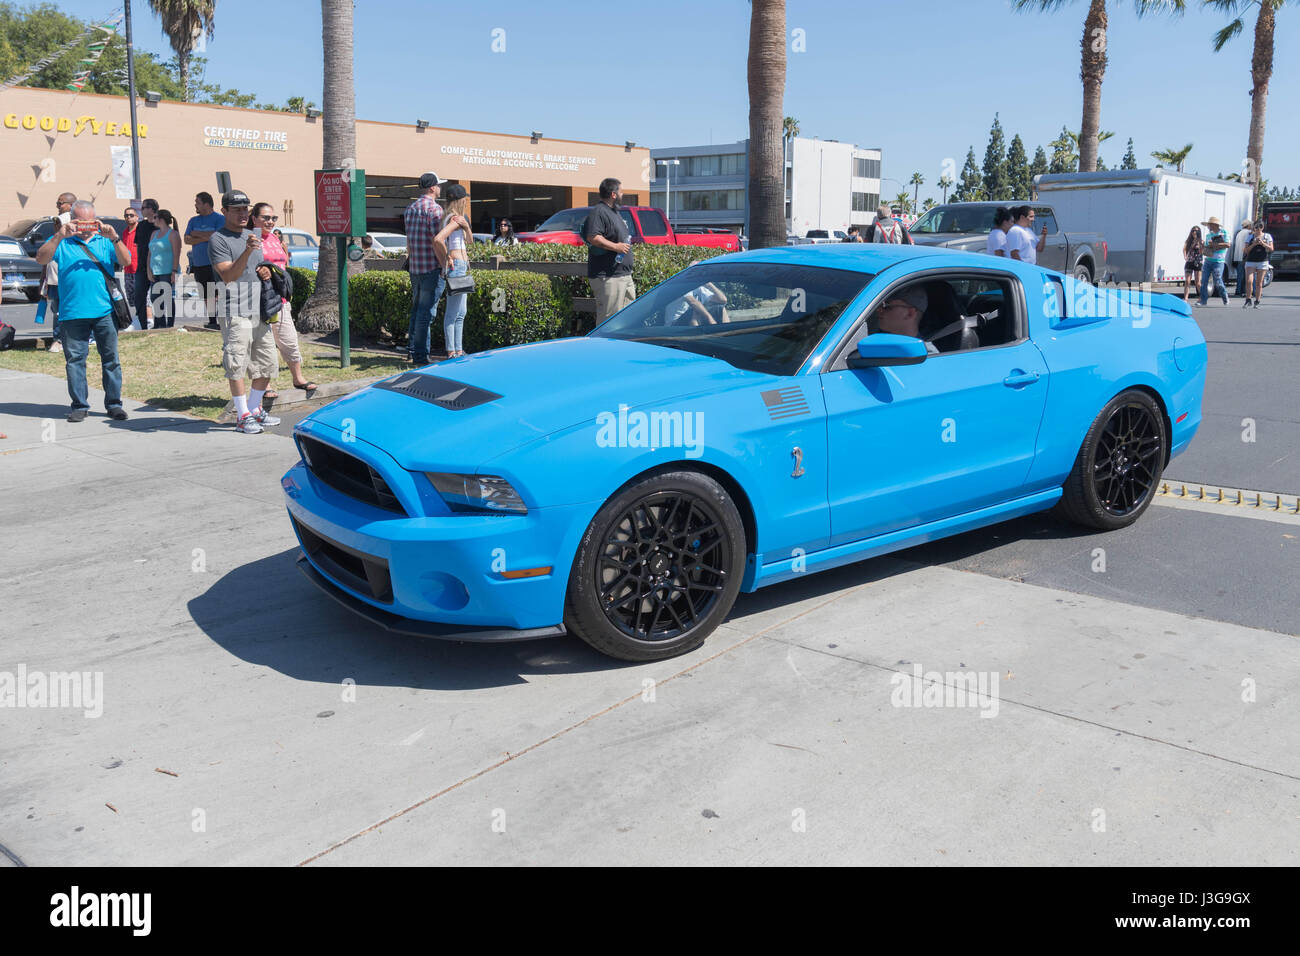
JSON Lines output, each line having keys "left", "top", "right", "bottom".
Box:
{"left": 1234, "top": 261, "right": 1246, "bottom": 296}
{"left": 1199, "top": 259, "right": 1227, "bottom": 305}
{"left": 443, "top": 260, "right": 469, "bottom": 353}
{"left": 408, "top": 270, "right": 446, "bottom": 365}
{"left": 60, "top": 314, "right": 122, "bottom": 411}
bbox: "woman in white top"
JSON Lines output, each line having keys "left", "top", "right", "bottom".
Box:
{"left": 434, "top": 184, "right": 473, "bottom": 358}
{"left": 1007, "top": 205, "right": 1047, "bottom": 265}
{"left": 986, "top": 207, "right": 1013, "bottom": 257}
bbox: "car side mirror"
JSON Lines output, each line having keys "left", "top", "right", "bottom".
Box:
{"left": 847, "top": 333, "right": 927, "bottom": 368}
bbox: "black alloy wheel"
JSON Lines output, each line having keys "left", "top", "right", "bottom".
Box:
{"left": 566, "top": 471, "right": 745, "bottom": 661}
{"left": 1057, "top": 389, "right": 1167, "bottom": 531}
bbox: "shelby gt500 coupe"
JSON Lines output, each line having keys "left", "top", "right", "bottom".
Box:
{"left": 283, "top": 245, "right": 1206, "bottom": 661}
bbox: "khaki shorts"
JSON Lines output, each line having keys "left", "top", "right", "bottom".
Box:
{"left": 590, "top": 274, "right": 637, "bottom": 325}
{"left": 221, "top": 314, "right": 279, "bottom": 381}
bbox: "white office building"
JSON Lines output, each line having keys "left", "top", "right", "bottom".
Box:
{"left": 649, "top": 137, "right": 882, "bottom": 238}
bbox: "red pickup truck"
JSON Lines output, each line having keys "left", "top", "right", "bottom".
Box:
{"left": 517, "top": 206, "right": 741, "bottom": 251}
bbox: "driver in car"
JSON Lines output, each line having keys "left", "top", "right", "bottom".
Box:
{"left": 875, "top": 286, "right": 938, "bottom": 354}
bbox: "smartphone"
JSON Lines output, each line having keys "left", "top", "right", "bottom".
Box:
{"left": 75, "top": 219, "right": 99, "bottom": 237}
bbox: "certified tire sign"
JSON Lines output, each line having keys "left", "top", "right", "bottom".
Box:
{"left": 314, "top": 167, "right": 366, "bottom": 236}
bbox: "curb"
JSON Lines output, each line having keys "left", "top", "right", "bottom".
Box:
{"left": 214, "top": 374, "right": 390, "bottom": 424}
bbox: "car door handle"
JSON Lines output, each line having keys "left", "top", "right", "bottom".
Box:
{"left": 1003, "top": 370, "right": 1041, "bottom": 388}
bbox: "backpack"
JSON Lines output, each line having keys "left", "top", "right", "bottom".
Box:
{"left": 0, "top": 321, "right": 15, "bottom": 351}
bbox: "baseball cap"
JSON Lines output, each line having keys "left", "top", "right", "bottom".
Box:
{"left": 221, "top": 188, "right": 250, "bottom": 207}
{"left": 443, "top": 183, "right": 467, "bottom": 201}
{"left": 889, "top": 286, "right": 928, "bottom": 314}
{"left": 418, "top": 172, "right": 442, "bottom": 189}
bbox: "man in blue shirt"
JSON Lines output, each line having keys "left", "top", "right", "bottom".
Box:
{"left": 34, "top": 200, "right": 132, "bottom": 422}
{"left": 1198, "top": 215, "right": 1230, "bottom": 306}
{"left": 185, "top": 191, "right": 226, "bottom": 329}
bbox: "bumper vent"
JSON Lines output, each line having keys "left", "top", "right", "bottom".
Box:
{"left": 373, "top": 372, "right": 501, "bottom": 410}
{"left": 298, "top": 434, "right": 406, "bottom": 515}
{"left": 292, "top": 516, "right": 394, "bottom": 603}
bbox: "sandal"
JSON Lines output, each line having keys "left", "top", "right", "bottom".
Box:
{"left": 294, "top": 381, "right": 318, "bottom": 393}
{"left": 264, "top": 389, "right": 279, "bottom": 401}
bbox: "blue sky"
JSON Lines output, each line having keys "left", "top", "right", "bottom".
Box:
{"left": 42, "top": 0, "right": 1300, "bottom": 201}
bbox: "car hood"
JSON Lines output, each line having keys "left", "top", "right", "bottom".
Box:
{"left": 302, "top": 337, "right": 755, "bottom": 470}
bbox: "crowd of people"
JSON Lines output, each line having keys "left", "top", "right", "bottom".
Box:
{"left": 1182, "top": 216, "right": 1273, "bottom": 307}
{"left": 33, "top": 187, "right": 314, "bottom": 431}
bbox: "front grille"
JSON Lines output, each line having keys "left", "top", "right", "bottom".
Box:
{"left": 292, "top": 516, "right": 394, "bottom": 603}
{"left": 298, "top": 434, "right": 405, "bottom": 515}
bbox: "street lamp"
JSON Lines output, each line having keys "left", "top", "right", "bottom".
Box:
{"left": 656, "top": 159, "right": 680, "bottom": 226}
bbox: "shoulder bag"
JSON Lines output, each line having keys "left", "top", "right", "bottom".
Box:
{"left": 69, "top": 237, "right": 132, "bottom": 331}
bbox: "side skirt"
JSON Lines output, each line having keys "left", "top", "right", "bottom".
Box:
{"left": 742, "top": 488, "right": 1063, "bottom": 591}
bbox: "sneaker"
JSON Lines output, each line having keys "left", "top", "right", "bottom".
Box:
{"left": 48, "top": 341, "right": 63, "bottom": 353}
{"left": 1243, "top": 298, "right": 1250, "bottom": 309}
{"left": 252, "top": 406, "right": 281, "bottom": 427}
{"left": 234, "top": 413, "right": 264, "bottom": 434}
{"left": 107, "top": 406, "right": 128, "bottom": 421}
{"left": 67, "top": 408, "right": 87, "bottom": 423}
{"left": 1253, "top": 298, "right": 1261, "bottom": 308}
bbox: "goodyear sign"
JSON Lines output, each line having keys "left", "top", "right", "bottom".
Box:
{"left": 1, "top": 113, "right": 147, "bottom": 137}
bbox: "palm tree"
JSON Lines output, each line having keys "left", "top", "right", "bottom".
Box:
{"left": 1013, "top": 1, "right": 1185, "bottom": 172}
{"left": 782, "top": 116, "right": 800, "bottom": 141}
{"left": 147, "top": 0, "right": 216, "bottom": 102}
{"left": 285, "top": 95, "right": 317, "bottom": 114}
{"left": 746, "top": 1, "right": 786, "bottom": 249}
{"left": 1206, "top": 0, "right": 1291, "bottom": 212}
{"left": 1151, "top": 143, "right": 1194, "bottom": 171}
{"left": 938, "top": 174, "right": 954, "bottom": 202}
{"left": 1068, "top": 127, "right": 1116, "bottom": 166}
{"left": 299, "top": 0, "right": 357, "bottom": 333}
{"left": 909, "top": 171, "right": 925, "bottom": 208}
{"left": 892, "top": 191, "right": 912, "bottom": 215}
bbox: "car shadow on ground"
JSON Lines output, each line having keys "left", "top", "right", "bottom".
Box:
{"left": 194, "top": 511, "right": 1093, "bottom": 690}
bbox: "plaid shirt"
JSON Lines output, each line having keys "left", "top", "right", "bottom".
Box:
{"left": 403, "top": 194, "right": 443, "bottom": 275}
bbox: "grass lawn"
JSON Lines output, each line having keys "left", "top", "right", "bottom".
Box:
{"left": 0, "top": 327, "right": 410, "bottom": 419}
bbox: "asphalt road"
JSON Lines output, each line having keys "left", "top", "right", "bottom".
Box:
{"left": 2, "top": 280, "right": 1296, "bottom": 866}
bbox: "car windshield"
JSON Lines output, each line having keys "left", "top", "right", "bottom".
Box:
{"left": 374, "top": 235, "right": 404, "bottom": 247}
{"left": 0, "top": 239, "right": 25, "bottom": 255}
{"left": 285, "top": 233, "right": 317, "bottom": 248}
{"left": 910, "top": 206, "right": 999, "bottom": 235}
{"left": 2, "top": 220, "right": 37, "bottom": 238}
{"left": 591, "top": 261, "right": 873, "bottom": 376}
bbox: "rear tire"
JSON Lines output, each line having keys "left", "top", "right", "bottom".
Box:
{"left": 564, "top": 470, "right": 746, "bottom": 662}
{"left": 24, "top": 289, "right": 40, "bottom": 303}
{"left": 1073, "top": 261, "right": 1093, "bottom": 284}
{"left": 1057, "top": 389, "right": 1166, "bottom": 531}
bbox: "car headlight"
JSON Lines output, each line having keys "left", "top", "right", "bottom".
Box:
{"left": 427, "top": 473, "right": 527, "bottom": 515}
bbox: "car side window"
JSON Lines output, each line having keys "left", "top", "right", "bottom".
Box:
{"left": 863, "top": 276, "right": 1020, "bottom": 354}
{"left": 639, "top": 209, "right": 668, "bottom": 237}
{"left": 1035, "top": 208, "right": 1059, "bottom": 235}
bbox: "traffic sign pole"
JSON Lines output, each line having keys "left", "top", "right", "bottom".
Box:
{"left": 338, "top": 238, "right": 350, "bottom": 368}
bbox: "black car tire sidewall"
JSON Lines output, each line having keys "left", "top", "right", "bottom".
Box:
{"left": 1061, "top": 389, "right": 1167, "bottom": 531}
{"left": 565, "top": 470, "right": 746, "bottom": 662}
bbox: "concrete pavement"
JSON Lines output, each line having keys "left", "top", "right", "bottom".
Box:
{"left": 1, "top": 363, "right": 1296, "bottom": 866}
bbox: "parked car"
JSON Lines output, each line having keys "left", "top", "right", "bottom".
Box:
{"left": 283, "top": 244, "right": 1205, "bottom": 662}
{"left": 517, "top": 206, "right": 741, "bottom": 251}
{"left": 909, "top": 201, "right": 1108, "bottom": 283}
{"left": 0, "top": 236, "right": 43, "bottom": 302}
{"left": 367, "top": 231, "right": 407, "bottom": 255}
{"left": 5, "top": 215, "right": 130, "bottom": 258}
{"left": 277, "top": 227, "right": 319, "bottom": 271}
{"left": 1262, "top": 201, "right": 1300, "bottom": 278}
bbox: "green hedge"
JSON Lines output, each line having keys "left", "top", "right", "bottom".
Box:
{"left": 288, "top": 266, "right": 315, "bottom": 317}
{"left": 347, "top": 268, "right": 571, "bottom": 353}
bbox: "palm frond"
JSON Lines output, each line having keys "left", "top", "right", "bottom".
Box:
{"left": 1212, "top": 17, "right": 1245, "bottom": 51}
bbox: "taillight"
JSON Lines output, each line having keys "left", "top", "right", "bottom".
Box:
{"left": 1101, "top": 241, "right": 1108, "bottom": 262}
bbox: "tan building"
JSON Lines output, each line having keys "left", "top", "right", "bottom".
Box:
{"left": 0, "top": 87, "right": 649, "bottom": 234}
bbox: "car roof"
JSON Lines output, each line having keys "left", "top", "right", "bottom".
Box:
{"left": 705, "top": 243, "right": 1034, "bottom": 275}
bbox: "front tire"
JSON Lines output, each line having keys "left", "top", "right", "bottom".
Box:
{"left": 24, "top": 288, "right": 41, "bottom": 303}
{"left": 1057, "top": 389, "right": 1166, "bottom": 530}
{"left": 564, "top": 470, "right": 746, "bottom": 662}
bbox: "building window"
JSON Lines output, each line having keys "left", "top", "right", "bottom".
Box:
{"left": 853, "top": 157, "right": 881, "bottom": 179}
{"left": 680, "top": 153, "right": 744, "bottom": 178}
{"left": 852, "top": 191, "right": 880, "bottom": 212}
{"left": 676, "top": 189, "right": 745, "bottom": 211}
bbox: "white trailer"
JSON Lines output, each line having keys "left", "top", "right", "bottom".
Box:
{"left": 1033, "top": 169, "right": 1255, "bottom": 284}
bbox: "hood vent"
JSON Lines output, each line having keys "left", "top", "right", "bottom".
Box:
{"left": 373, "top": 372, "right": 501, "bottom": 410}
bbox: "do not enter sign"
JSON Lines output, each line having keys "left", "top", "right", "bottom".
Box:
{"left": 314, "top": 167, "right": 366, "bottom": 236}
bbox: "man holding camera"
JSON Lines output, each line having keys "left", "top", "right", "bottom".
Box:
{"left": 34, "top": 200, "right": 132, "bottom": 422}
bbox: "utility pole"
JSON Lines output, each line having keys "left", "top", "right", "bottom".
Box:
{"left": 123, "top": 0, "right": 142, "bottom": 199}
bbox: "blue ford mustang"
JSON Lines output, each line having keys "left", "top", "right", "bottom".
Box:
{"left": 282, "top": 245, "right": 1206, "bottom": 661}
